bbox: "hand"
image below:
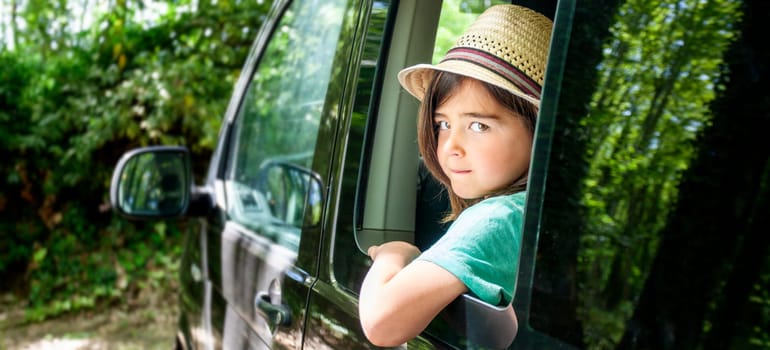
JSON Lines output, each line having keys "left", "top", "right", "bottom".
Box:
{"left": 367, "top": 241, "right": 421, "bottom": 266}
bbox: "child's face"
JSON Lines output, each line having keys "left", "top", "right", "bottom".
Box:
{"left": 434, "top": 79, "right": 533, "bottom": 199}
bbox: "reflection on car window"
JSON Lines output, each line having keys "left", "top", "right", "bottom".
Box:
{"left": 529, "top": 0, "right": 769, "bottom": 348}
{"left": 332, "top": 0, "right": 391, "bottom": 296}
{"left": 224, "top": 1, "right": 344, "bottom": 252}
{"left": 432, "top": 0, "right": 508, "bottom": 63}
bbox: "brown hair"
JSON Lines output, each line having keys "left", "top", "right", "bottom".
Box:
{"left": 417, "top": 71, "right": 538, "bottom": 222}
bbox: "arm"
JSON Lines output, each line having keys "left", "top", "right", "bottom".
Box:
{"left": 358, "top": 241, "right": 467, "bottom": 347}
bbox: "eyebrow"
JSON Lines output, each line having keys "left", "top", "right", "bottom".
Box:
{"left": 433, "top": 111, "right": 501, "bottom": 120}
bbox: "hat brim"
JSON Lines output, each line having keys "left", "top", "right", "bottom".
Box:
{"left": 397, "top": 61, "right": 541, "bottom": 107}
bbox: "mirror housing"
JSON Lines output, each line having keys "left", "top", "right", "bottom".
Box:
{"left": 110, "top": 146, "right": 194, "bottom": 219}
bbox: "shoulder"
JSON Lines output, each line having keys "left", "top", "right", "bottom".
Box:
{"left": 441, "top": 192, "right": 526, "bottom": 240}
{"left": 460, "top": 192, "right": 526, "bottom": 221}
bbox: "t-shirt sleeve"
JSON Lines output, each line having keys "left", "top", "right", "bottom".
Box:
{"left": 416, "top": 193, "right": 525, "bottom": 305}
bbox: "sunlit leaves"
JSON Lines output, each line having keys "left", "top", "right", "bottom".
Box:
{"left": 576, "top": 0, "right": 743, "bottom": 347}
{"left": 0, "top": 0, "right": 272, "bottom": 320}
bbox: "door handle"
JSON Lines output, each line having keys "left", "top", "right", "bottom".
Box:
{"left": 255, "top": 292, "right": 292, "bottom": 328}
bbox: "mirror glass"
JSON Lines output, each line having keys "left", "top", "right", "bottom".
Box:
{"left": 257, "top": 161, "right": 323, "bottom": 228}
{"left": 117, "top": 151, "right": 189, "bottom": 216}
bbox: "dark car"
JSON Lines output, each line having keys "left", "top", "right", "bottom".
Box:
{"left": 110, "top": 0, "right": 769, "bottom": 348}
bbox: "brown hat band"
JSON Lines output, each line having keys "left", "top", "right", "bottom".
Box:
{"left": 441, "top": 47, "right": 541, "bottom": 101}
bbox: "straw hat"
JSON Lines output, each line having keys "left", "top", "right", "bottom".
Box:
{"left": 398, "top": 4, "right": 553, "bottom": 107}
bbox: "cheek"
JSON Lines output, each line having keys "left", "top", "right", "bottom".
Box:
{"left": 434, "top": 134, "right": 448, "bottom": 159}
{"left": 487, "top": 138, "right": 531, "bottom": 171}
{"left": 506, "top": 140, "right": 532, "bottom": 172}
{"left": 436, "top": 149, "right": 450, "bottom": 171}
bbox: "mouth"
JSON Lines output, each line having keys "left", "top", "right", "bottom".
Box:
{"left": 449, "top": 169, "right": 471, "bottom": 175}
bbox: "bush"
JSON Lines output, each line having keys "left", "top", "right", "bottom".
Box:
{"left": 0, "top": 1, "right": 271, "bottom": 320}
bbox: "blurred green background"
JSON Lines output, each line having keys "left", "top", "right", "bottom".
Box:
{"left": 0, "top": 0, "right": 273, "bottom": 322}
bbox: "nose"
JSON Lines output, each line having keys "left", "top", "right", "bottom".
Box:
{"left": 440, "top": 128, "right": 465, "bottom": 157}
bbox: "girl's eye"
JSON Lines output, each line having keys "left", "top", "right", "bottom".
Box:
{"left": 470, "top": 121, "right": 489, "bottom": 132}
{"left": 435, "top": 120, "right": 450, "bottom": 130}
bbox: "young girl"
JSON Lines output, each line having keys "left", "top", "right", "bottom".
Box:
{"left": 358, "top": 4, "right": 553, "bottom": 347}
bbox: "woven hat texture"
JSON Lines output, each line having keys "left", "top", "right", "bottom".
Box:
{"left": 398, "top": 4, "right": 553, "bottom": 106}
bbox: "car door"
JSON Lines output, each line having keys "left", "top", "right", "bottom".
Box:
{"left": 303, "top": 0, "right": 558, "bottom": 348}
{"left": 177, "top": 0, "right": 356, "bottom": 348}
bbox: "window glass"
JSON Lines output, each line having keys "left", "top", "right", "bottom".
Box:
{"left": 529, "top": 0, "right": 769, "bottom": 348}
{"left": 224, "top": 1, "right": 344, "bottom": 251}
{"left": 432, "top": 0, "right": 508, "bottom": 63}
{"left": 332, "top": 0, "right": 391, "bottom": 295}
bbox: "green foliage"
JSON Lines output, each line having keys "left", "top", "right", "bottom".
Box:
{"left": 0, "top": 0, "right": 271, "bottom": 320}
{"left": 571, "top": 0, "right": 752, "bottom": 347}
{"left": 433, "top": 0, "right": 509, "bottom": 63}
{"left": 748, "top": 262, "right": 770, "bottom": 348}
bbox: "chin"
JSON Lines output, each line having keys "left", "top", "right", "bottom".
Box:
{"left": 454, "top": 190, "right": 483, "bottom": 200}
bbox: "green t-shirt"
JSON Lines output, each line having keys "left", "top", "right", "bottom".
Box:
{"left": 416, "top": 191, "right": 526, "bottom": 306}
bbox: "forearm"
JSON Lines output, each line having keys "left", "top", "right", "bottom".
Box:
{"left": 359, "top": 258, "right": 427, "bottom": 346}
{"left": 359, "top": 258, "right": 466, "bottom": 347}
{"left": 359, "top": 240, "right": 425, "bottom": 345}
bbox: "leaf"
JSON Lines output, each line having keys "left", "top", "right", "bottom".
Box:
{"left": 33, "top": 247, "right": 48, "bottom": 264}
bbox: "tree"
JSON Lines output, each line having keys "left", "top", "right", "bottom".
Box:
{"left": 618, "top": 0, "right": 770, "bottom": 348}
{"left": 0, "top": 0, "right": 272, "bottom": 320}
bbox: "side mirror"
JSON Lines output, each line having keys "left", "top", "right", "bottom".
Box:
{"left": 110, "top": 146, "right": 192, "bottom": 219}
